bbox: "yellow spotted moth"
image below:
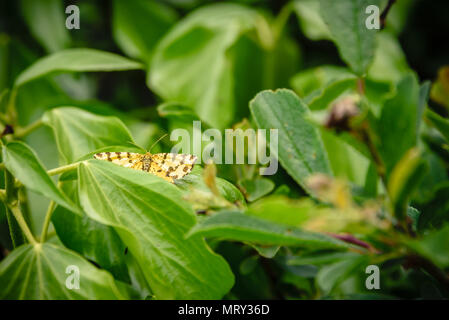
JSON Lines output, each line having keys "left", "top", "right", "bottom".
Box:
{"left": 94, "top": 151, "right": 197, "bottom": 183}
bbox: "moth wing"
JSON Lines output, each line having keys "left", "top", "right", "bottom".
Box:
{"left": 94, "top": 152, "right": 144, "bottom": 170}
{"left": 151, "top": 153, "right": 197, "bottom": 181}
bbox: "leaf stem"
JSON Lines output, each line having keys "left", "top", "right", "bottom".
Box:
{"left": 380, "top": 0, "right": 397, "bottom": 29}
{"left": 6, "top": 88, "right": 17, "bottom": 125}
{"left": 47, "top": 162, "right": 79, "bottom": 176}
{"left": 272, "top": 2, "right": 294, "bottom": 43}
{"left": 14, "top": 119, "right": 43, "bottom": 139}
{"left": 3, "top": 169, "right": 38, "bottom": 245}
{"left": 41, "top": 200, "right": 56, "bottom": 242}
{"left": 9, "top": 204, "right": 38, "bottom": 245}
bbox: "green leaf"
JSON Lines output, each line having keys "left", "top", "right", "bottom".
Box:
{"left": 316, "top": 254, "right": 369, "bottom": 293}
{"left": 290, "top": 65, "right": 356, "bottom": 103}
{"left": 416, "top": 183, "right": 449, "bottom": 231}
{"left": 239, "top": 178, "right": 275, "bottom": 202}
{"left": 78, "top": 160, "right": 234, "bottom": 299}
{"left": 20, "top": 0, "right": 71, "bottom": 53}
{"left": 407, "top": 224, "right": 449, "bottom": 269}
{"left": 15, "top": 48, "right": 143, "bottom": 87}
{"left": 251, "top": 244, "right": 280, "bottom": 259}
{"left": 250, "top": 89, "right": 332, "bottom": 193}
{"left": 430, "top": 66, "right": 449, "bottom": 109}
{"left": 157, "top": 102, "right": 201, "bottom": 122}
{"left": 293, "top": 0, "right": 331, "bottom": 41}
{"left": 417, "top": 81, "right": 431, "bottom": 133}
{"left": 187, "top": 210, "right": 348, "bottom": 249}
{"left": 51, "top": 182, "right": 129, "bottom": 282}
{"left": 321, "top": 129, "right": 371, "bottom": 187}
{"left": 0, "top": 243, "right": 134, "bottom": 299}
{"left": 288, "top": 251, "right": 359, "bottom": 266}
{"left": 112, "top": 0, "right": 177, "bottom": 61}
{"left": 176, "top": 165, "right": 245, "bottom": 205}
{"left": 148, "top": 3, "right": 273, "bottom": 128}
{"left": 43, "top": 107, "right": 143, "bottom": 165}
{"left": 246, "top": 196, "right": 313, "bottom": 226}
{"left": 367, "top": 32, "right": 410, "bottom": 84}
{"left": 318, "top": 0, "right": 381, "bottom": 76}
{"left": 387, "top": 148, "right": 427, "bottom": 221}
{"left": 378, "top": 73, "right": 420, "bottom": 177}
{"left": 427, "top": 109, "right": 449, "bottom": 142}
{"left": 2, "top": 141, "right": 82, "bottom": 215}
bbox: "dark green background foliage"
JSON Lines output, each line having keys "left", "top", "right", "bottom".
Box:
{"left": 0, "top": 0, "right": 449, "bottom": 300}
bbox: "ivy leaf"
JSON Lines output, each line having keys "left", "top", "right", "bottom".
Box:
{"left": 78, "top": 160, "right": 234, "bottom": 299}
{"left": 0, "top": 243, "right": 135, "bottom": 299}
{"left": 250, "top": 89, "right": 332, "bottom": 194}
{"left": 2, "top": 141, "right": 82, "bottom": 215}
{"left": 15, "top": 48, "right": 143, "bottom": 87}
{"left": 43, "top": 107, "right": 143, "bottom": 165}
{"left": 318, "top": 0, "right": 381, "bottom": 76}
{"left": 187, "top": 210, "right": 348, "bottom": 249}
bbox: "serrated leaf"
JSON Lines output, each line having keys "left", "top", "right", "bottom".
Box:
{"left": 250, "top": 89, "right": 332, "bottom": 193}
{"left": 2, "top": 141, "right": 82, "bottom": 215}
{"left": 78, "top": 160, "right": 234, "bottom": 299}
{"left": 318, "top": 0, "right": 381, "bottom": 75}
{"left": 187, "top": 210, "right": 348, "bottom": 249}
{"left": 0, "top": 243, "right": 135, "bottom": 299}
{"left": 15, "top": 48, "right": 143, "bottom": 87}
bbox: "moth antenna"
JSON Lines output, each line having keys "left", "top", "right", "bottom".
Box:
{"left": 148, "top": 133, "right": 168, "bottom": 153}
